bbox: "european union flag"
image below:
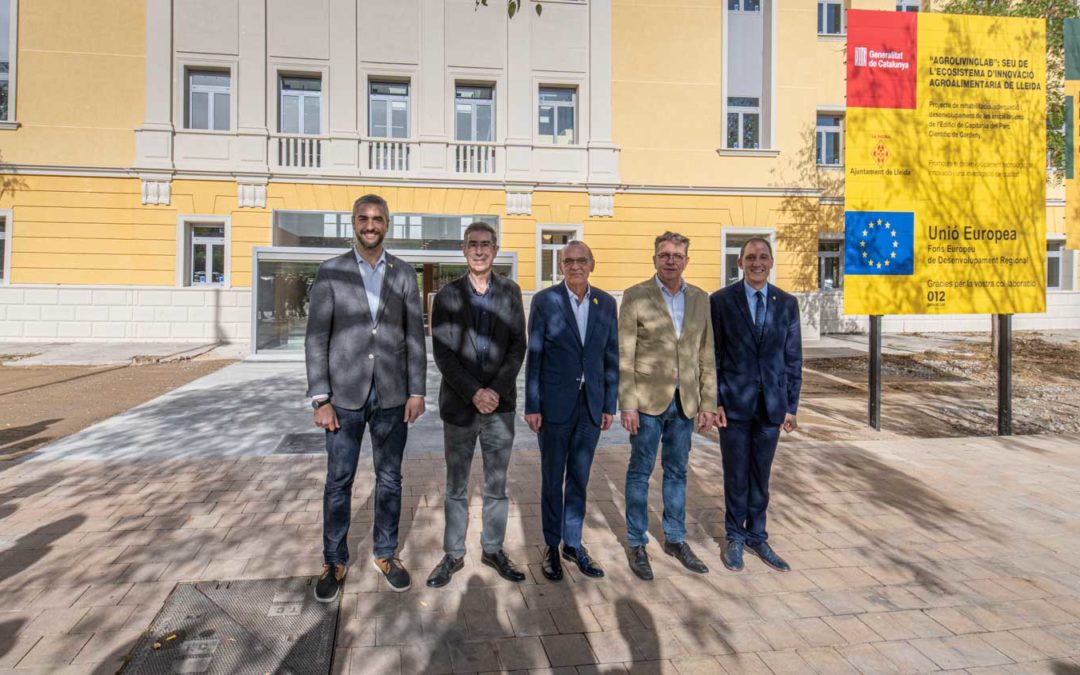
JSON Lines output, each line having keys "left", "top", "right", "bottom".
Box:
{"left": 844, "top": 211, "right": 915, "bottom": 276}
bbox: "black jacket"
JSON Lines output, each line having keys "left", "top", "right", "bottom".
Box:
{"left": 431, "top": 274, "right": 527, "bottom": 426}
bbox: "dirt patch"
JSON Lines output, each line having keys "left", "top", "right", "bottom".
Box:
{"left": 0, "top": 359, "right": 234, "bottom": 460}
{"left": 799, "top": 334, "right": 1080, "bottom": 439}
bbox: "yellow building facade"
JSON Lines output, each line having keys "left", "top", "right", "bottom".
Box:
{"left": 0, "top": 0, "right": 1074, "bottom": 351}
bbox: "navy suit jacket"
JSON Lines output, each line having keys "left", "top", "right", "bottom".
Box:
{"left": 710, "top": 281, "right": 803, "bottom": 425}
{"left": 525, "top": 283, "right": 619, "bottom": 426}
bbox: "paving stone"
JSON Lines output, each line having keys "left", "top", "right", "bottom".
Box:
{"left": 909, "top": 634, "right": 1013, "bottom": 670}
{"left": 540, "top": 634, "right": 596, "bottom": 667}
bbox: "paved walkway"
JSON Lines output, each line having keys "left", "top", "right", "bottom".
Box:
{"left": 1, "top": 366, "right": 1080, "bottom": 673}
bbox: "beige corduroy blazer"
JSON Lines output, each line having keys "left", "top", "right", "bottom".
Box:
{"left": 617, "top": 277, "right": 717, "bottom": 417}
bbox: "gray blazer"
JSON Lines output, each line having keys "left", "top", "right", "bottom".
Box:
{"left": 305, "top": 250, "right": 427, "bottom": 410}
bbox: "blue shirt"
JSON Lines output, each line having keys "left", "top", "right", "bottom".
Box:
{"left": 744, "top": 280, "right": 769, "bottom": 325}
{"left": 354, "top": 248, "right": 387, "bottom": 325}
{"left": 565, "top": 282, "right": 591, "bottom": 346}
{"left": 469, "top": 277, "right": 495, "bottom": 370}
{"left": 655, "top": 275, "right": 687, "bottom": 338}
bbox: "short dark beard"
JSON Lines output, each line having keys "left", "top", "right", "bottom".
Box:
{"left": 355, "top": 231, "right": 384, "bottom": 251}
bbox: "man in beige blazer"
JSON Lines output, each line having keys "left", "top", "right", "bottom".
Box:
{"left": 619, "top": 231, "right": 716, "bottom": 580}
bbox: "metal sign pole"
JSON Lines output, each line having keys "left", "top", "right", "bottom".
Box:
{"left": 869, "top": 315, "right": 882, "bottom": 430}
{"left": 997, "top": 313, "right": 1013, "bottom": 436}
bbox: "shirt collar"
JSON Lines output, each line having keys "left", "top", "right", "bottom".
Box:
{"left": 564, "top": 281, "right": 591, "bottom": 306}
{"left": 744, "top": 279, "right": 769, "bottom": 302}
{"left": 655, "top": 275, "right": 686, "bottom": 298}
{"left": 354, "top": 247, "right": 387, "bottom": 271}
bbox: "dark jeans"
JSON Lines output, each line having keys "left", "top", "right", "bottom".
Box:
{"left": 538, "top": 389, "right": 601, "bottom": 548}
{"left": 719, "top": 393, "right": 781, "bottom": 545}
{"left": 322, "top": 386, "right": 407, "bottom": 564}
{"left": 624, "top": 396, "right": 694, "bottom": 548}
{"left": 443, "top": 412, "right": 515, "bottom": 559}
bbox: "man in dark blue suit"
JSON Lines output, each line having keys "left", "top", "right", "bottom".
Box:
{"left": 525, "top": 241, "right": 619, "bottom": 581}
{"left": 710, "top": 237, "right": 802, "bottom": 573}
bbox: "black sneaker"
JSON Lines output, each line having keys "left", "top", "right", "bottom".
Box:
{"left": 314, "top": 563, "right": 346, "bottom": 603}
{"left": 426, "top": 554, "right": 463, "bottom": 588}
{"left": 374, "top": 556, "right": 411, "bottom": 592}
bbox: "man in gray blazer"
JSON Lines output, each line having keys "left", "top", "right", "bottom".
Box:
{"left": 305, "top": 193, "right": 427, "bottom": 600}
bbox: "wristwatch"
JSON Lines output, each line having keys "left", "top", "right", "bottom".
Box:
{"left": 311, "top": 398, "right": 332, "bottom": 410}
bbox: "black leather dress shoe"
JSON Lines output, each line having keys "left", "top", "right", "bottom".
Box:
{"left": 662, "top": 540, "right": 709, "bottom": 574}
{"left": 628, "top": 545, "right": 654, "bottom": 581}
{"left": 721, "top": 540, "right": 745, "bottom": 572}
{"left": 562, "top": 545, "right": 604, "bottom": 578}
{"left": 541, "top": 545, "right": 563, "bottom": 581}
{"left": 426, "top": 554, "right": 463, "bottom": 588}
{"left": 747, "top": 542, "right": 791, "bottom": 572}
{"left": 481, "top": 549, "right": 526, "bottom": 582}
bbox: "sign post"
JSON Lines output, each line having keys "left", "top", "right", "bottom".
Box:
{"left": 844, "top": 10, "right": 1047, "bottom": 432}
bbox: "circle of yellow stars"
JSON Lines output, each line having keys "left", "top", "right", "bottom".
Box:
{"left": 858, "top": 218, "right": 900, "bottom": 269}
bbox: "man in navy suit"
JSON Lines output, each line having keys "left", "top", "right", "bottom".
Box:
{"left": 525, "top": 241, "right": 619, "bottom": 581}
{"left": 710, "top": 237, "right": 802, "bottom": 573}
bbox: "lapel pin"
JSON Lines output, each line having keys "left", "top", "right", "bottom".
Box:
{"left": 592, "top": 297, "right": 598, "bottom": 305}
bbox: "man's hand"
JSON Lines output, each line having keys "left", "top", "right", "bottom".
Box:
{"left": 620, "top": 410, "right": 640, "bottom": 436}
{"left": 714, "top": 406, "right": 728, "bottom": 429}
{"left": 695, "top": 410, "right": 714, "bottom": 433}
{"left": 782, "top": 413, "right": 798, "bottom": 433}
{"left": 525, "top": 413, "right": 542, "bottom": 433}
{"left": 601, "top": 413, "right": 614, "bottom": 431}
{"left": 404, "top": 395, "right": 426, "bottom": 424}
{"left": 314, "top": 404, "right": 340, "bottom": 432}
{"left": 472, "top": 388, "right": 500, "bottom": 415}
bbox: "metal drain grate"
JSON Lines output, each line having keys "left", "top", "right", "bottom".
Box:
{"left": 274, "top": 432, "right": 326, "bottom": 455}
{"left": 122, "top": 577, "right": 339, "bottom": 675}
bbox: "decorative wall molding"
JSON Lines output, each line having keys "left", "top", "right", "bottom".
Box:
{"left": 588, "top": 189, "right": 615, "bottom": 217}
{"left": 237, "top": 180, "right": 268, "bottom": 209}
{"left": 140, "top": 176, "right": 172, "bottom": 206}
{"left": 506, "top": 189, "right": 533, "bottom": 216}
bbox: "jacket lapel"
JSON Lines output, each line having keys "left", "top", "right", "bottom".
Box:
{"left": 373, "top": 255, "right": 398, "bottom": 327}
{"left": 557, "top": 283, "right": 585, "bottom": 349}
{"left": 456, "top": 276, "right": 480, "bottom": 356}
{"left": 735, "top": 280, "right": 756, "bottom": 339}
{"left": 583, "top": 291, "right": 599, "bottom": 349}
{"left": 344, "top": 252, "right": 374, "bottom": 325}
{"left": 646, "top": 280, "right": 678, "bottom": 341}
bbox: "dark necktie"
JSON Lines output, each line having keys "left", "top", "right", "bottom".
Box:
{"left": 754, "top": 291, "right": 765, "bottom": 338}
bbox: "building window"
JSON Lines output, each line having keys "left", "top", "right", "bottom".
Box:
{"left": 280, "top": 76, "right": 321, "bottom": 135}
{"left": 186, "top": 224, "right": 225, "bottom": 286}
{"left": 728, "top": 0, "right": 761, "bottom": 10}
{"left": 1048, "top": 239, "right": 1064, "bottom": 290}
{"left": 0, "top": 0, "right": 14, "bottom": 122}
{"left": 727, "top": 97, "right": 760, "bottom": 150}
{"left": 369, "top": 81, "right": 409, "bottom": 139}
{"left": 818, "top": 0, "right": 845, "bottom": 35}
{"left": 819, "top": 239, "right": 843, "bottom": 290}
{"left": 538, "top": 228, "right": 579, "bottom": 288}
{"left": 538, "top": 87, "right": 576, "bottom": 145}
{"left": 455, "top": 85, "right": 495, "bottom": 142}
{"left": 896, "top": 0, "right": 920, "bottom": 11}
{"left": 816, "top": 112, "right": 843, "bottom": 166}
{"left": 0, "top": 212, "right": 8, "bottom": 283}
{"left": 187, "top": 70, "right": 231, "bottom": 131}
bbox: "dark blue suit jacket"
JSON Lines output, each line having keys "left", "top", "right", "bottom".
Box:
{"left": 710, "top": 281, "right": 803, "bottom": 425}
{"left": 525, "top": 283, "right": 619, "bottom": 426}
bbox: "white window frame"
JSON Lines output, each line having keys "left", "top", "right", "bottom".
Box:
{"left": 536, "top": 224, "right": 583, "bottom": 290}
{"left": 176, "top": 216, "right": 231, "bottom": 288}
{"left": 185, "top": 67, "right": 232, "bottom": 132}
{"left": 727, "top": 0, "right": 761, "bottom": 11}
{"left": 722, "top": 228, "right": 776, "bottom": 287}
{"left": 0, "top": 0, "right": 18, "bottom": 128}
{"left": 818, "top": 234, "right": 844, "bottom": 291}
{"left": 1047, "top": 236, "right": 1065, "bottom": 291}
{"left": 537, "top": 86, "right": 578, "bottom": 145}
{"left": 896, "top": 0, "right": 920, "bottom": 11}
{"left": 816, "top": 110, "right": 844, "bottom": 166}
{"left": 279, "top": 74, "right": 322, "bottom": 136}
{"left": 454, "top": 84, "right": 496, "bottom": 142}
{"left": 368, "top": 80, "right": 411, "bottom": 139}
{"left": 726, "top": 97, "right": 761, "bottom": 150}
{"left": 818, "top": 0, "right": 846, "bottom": 36}
{"left": 0, "top": 208, "right": 11, "bottom": 284}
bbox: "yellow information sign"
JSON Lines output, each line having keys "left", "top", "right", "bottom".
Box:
{"left": 844, "top": 11, "right": 1046, "bottom": 315}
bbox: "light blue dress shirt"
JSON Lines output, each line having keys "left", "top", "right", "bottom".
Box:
{"left": 354, "top": 248, "right": 387, "bottom": 325}
{"left": 655, "top": 275, "right": 687, "bottom": 338}
{"left": 744, "top": 280, "right": 769, "bottom": 325}
{"left": 565, "top": 282, "right": 591, "bottom": 346}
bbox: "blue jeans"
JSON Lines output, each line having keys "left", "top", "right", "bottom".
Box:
{"left": 624, "top": 396, "right": 693, "bottom": 548}
{"left": 322, "top": 386, "right": 407, "bottom": 564}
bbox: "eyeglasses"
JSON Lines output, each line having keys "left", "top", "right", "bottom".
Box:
{"left": 466, "top": 240, "right": 496, "bottom": 250}
{"left": 656, "top": 253, "right": 687, "bottom": 263}
{"left": 561, "top": 257, "right": 591, "bottom": 268}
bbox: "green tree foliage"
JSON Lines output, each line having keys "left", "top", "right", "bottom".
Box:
{"left": 475, "top": 0, "right": 542, "bottom": 18}
{"left": 937, "top": 0, "right": 1079, "bottom": 175}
